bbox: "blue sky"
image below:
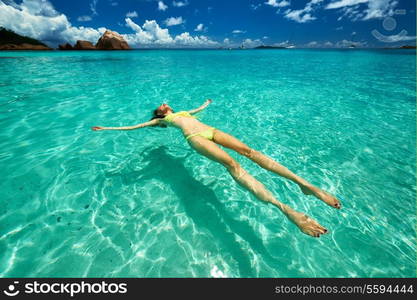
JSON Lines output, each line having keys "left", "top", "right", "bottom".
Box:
{"left": 0, "top": 0, "right": 415, "bottom": 48}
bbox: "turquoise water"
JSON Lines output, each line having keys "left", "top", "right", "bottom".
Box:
{"left": 0, "top": 49, "right": 415, "bottom": 278}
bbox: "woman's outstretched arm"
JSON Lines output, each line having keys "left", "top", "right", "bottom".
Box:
{"left": 91, "top": 119, "right": 159, "bottom": 131}
{"left": 188, "top": 99, "right": 212, "bottom": 114}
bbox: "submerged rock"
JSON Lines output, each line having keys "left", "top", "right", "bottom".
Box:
{"left": 96, "top": 30, "right": 130, "bottom": 50}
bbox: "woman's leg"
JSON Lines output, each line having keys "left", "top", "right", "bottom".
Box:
{"left": 212, "top": 130, "right": 341, "bottom": 209}
{"left": 186, "top": 136, "right": 328, "bottom": 237}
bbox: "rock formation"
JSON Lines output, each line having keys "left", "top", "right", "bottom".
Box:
{"left": 95, "top": 30, "right": 130, "bottom": 50}
{"left": 58, "top": 43, "right": 73, "bottom": 50}
{"left": 73, "top": 40, "right": 96, "bottom": 50}
{"left": 56, "top": 30, "right": 130, "bottom": 51}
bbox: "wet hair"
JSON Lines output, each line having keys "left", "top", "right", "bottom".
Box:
{"left": 151, "top": 109, "right": 163, "bottom": 120}
{"left": 150, "top": 107, "right": 174, "bottom": 128}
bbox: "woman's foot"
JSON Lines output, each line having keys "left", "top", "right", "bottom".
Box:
{"left": 299, "top": 184, "right": 341, "bottom": 209}
{"left": 287, "top": 210, "right": 328, "bottom": 237}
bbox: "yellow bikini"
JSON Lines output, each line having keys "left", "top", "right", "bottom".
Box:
{"left": 185, "top": 128, "right": 216, "bottom": 141}
{"left": 163, "top": 111, "right": 216, "bottom": 141}
{"left": 163, "top": 111, "right": 195, "bottom": 123}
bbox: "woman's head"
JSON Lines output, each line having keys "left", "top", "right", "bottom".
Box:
{"left": 152, "top": 103, "right": 173, "bottom": 119}
{"left": 150, "top": 103, "right": 174, "bottom": 127}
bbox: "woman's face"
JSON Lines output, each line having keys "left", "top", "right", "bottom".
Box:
{"left": 157, "top": 103, "right": 172, "bottom": 116}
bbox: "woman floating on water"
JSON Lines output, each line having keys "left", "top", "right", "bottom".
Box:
{"left": 92, "top": 99, "right": 341, "bottom": 237}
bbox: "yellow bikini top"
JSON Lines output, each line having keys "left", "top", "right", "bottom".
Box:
{"left": 163, "top": 111, "right": 196, "bottom": 123}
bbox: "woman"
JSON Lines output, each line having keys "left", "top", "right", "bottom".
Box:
{"left": 92, "top": 99, "right": 341, "bottom": 237}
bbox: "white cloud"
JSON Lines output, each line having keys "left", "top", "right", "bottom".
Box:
{"left": 194, "top": 23, "right": 206, "bottom": 32}
{"left": 285, "top": 10, "right": 315, "bottom": 23}
{"left": 76, "top": 0, "right": 99, "bottom": 22}
{"left": 222, "top": 38, "right": 244, "bottom": 48}
{"left": 284, "top": 0, "right": 323, "bottom": 23}
{"left": 123, "top": 18, "right": 218, "bottom": 48}
{"left": 242, "top": 38, "right": 262, "bottom": 48}
{"left": 109, "top": 1, "right": 118, "bottom": 6}
{"left": 265, "top": 0, "right": 290, "bottom": 8}
{"left": 251, "top": 3, "right": 261, "bottom": 10}
{"left": 126, "top": 11, "right": 138, "bottom": 18}
{"left": 232, "top": 30, "right": 246, "bottom": 34}
{"left": 90, "top": 0, "right": 98, "bottom": 16}
{"left": 77, "top": 15, "right": 92, "bottom": 22}
{"left": 164, "top": 16, "right": 184, "bottom": 26}
{"left": 326, "top": 0, "right": 368, "bottom": 10}
{"left": 158, "top": 1, "right": 168, "bottom": 11}
{"left": 125, "top": 17, "right": 143, "bottom": 33}
{"left": 371, "top": 32, "right": 416, "bottom": 43}
{"left": 305, "top": 40, "right": 336, "bottom": 47}
{"left": 0, "top": 0, "right": 106, "bottom": 46}
{"left": 172, "top": 1, "right": 188, "bottom": 7}
{"left": 326, "top": 0, "right": 399, "bottom": 21}
{"left": 142, "top": 20, "right": 173, "bottom": 43}
{"left": 16, "top": 0, "right": 59, "bottom": 17}
{"left": 335, "top": 39, "right": 366, "bottom": 47}
{"left": 174, "top": 32, "right": 218, "bottom": 46}
{"left": 307, "top": 41, "right": 319, "bottom": 47}
{"left": 273, "top": 40, "right": 294, "bottom": 47}
{"left": 336, "top": 5, "right": 363, "bottom": 20}
{"left": 125, "top": 18, "right": 172, "bottom": 44}
{"left": 362, "top": 0, "right": 397, "bottom": 20}
{"left": 306, "top": 40, "right": 365, "bottom": 48}
{"left": 304, "top": 40, "right": 371, "bottom": 48}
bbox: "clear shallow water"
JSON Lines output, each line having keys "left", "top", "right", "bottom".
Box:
{"left": 0, "top": 49, "right": 415, "bottom": 278}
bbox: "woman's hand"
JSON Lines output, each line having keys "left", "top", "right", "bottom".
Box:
{"left": 91, "top": 126, "right": 105, "bottom": 131}
{"left": 187, "top": 100, "right": 212, "bottom": 115}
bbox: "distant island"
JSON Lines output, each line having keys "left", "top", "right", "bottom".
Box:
{"left": 254, "top": 45, "right": 287, "bottom": 49}
{"left": 400, "top": 45, "right": 416, "bottom": 49}
{"left": 382, "top": 45, "right": 416, "bottom": 50}
{"left": 0, "top": 27, "right": 51, "bottom": 50}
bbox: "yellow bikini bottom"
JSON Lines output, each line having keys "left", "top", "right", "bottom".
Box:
{"left": 185, "top": 127, "right": 216, "bottom": 141}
